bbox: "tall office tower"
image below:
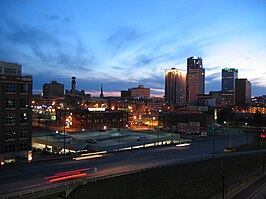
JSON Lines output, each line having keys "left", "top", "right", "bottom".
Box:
{"left": 0, "top": 61, "right": 32, "bottom": 164}
{"left": 235, "top": 78, "right": 251, "bottom": 106}
{"left": 165, "top": 68, "right": 186, "bottom": 105}
{"left": 43, "top": 80, "right": 64, "bottom": 97}
{"left": 186, "top": 57, "right": 205, "bottom": 105}
{"left": 71, "top": 76, "right": 76, "bottom": 93}
{"left": 222, "top": 68, "right": 238, "bottom": 92}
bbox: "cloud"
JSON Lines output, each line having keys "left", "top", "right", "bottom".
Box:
{"left": 45, "top": 15, "right": 71, "bottom": 23}
{"left": 106, "top": 27, "right": 144, "bottom": 52}
{"left": 0, "top": 16, "right": 96, "bottom": 77}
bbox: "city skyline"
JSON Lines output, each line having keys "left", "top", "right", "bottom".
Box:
{"left": 0, "top": 0, "right": 266, "bottom": 96}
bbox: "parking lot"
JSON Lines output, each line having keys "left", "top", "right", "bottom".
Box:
{"left": 32, "top": 128, "right": 188, "bottom": 153}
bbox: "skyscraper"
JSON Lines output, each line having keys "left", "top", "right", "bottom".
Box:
{"left": 165, "top": 68, "right": 186, "bottom": 105}
{"left": 235, "top": 78, "right": 251, "bottom": 106}
{"left": 186, "top": 57, "right": 205, "bottom": 105}
{"left": 0, "top": 61, "right": 32, "bottom": 164}
{"left": 222, "top": 68, "right": 238, "bottom": 92}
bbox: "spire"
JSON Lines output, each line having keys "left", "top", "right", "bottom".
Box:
{"left": 100, "top": 84, "right": 104, "bottom": 98}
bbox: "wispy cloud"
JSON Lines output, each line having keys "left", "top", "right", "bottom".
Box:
{"left": 45, "top": 15, "right": 71, "bottom": 23}
{"left": 105, "top": 27, "right": 145, "bottom": 53}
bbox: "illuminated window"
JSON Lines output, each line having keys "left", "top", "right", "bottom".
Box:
{"left": 5, "top": 98, "right": 16, "bottom": 108}
{"left": 20, "top": 98, "right": 28, "bottom": 108}
{"left": 5, "top": 129, "right": 16, "bottom": 140}
{"left": 20, "top": 112, "right": 28, "bottom": 123}
{"left": 5, "top": 114, "right": 15, "bottom": 124}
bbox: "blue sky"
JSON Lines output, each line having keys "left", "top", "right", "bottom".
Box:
{"left": 0, "top": 0, "right": 266, "bottom": 96}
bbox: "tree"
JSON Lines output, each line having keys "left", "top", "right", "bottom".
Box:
{"left": 253, "top": 110, "right": 263, "bottom": 125}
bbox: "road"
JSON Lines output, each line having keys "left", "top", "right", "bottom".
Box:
{"left": 0, "top": 135, "right": 256, "bottom": 196}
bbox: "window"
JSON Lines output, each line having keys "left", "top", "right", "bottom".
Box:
{"left": 20, "top": 112, "right": 28, "bottom": 123}
{"left": 20, "top": 129, "right": 28, "bottom": 139}
{"left": 5, "top": 98, "right": 16, "bottom": 108}
{"left": 5, "top": 129, "right": 16, "bottom": 140}
{"left": 4, "top": 68, "right": 17, "bottom": 75}
{"left": 20, "top": 98, "right": 28, "bottom": 108}
{"left": 5, "top": 83, "right": 16, "bottom": 92}
{"left": 20, "top": 84, "right": 29, "bottom": 93}
{"left": 20, "top": 143, "right": 28, "bottom": 151}
{"left": 5, "top": 114, "right": 15, "bottom": 124}
{"left": 5, "top": 144, "right": 15, "bottom": 153}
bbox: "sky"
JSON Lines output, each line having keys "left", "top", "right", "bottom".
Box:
{"left": 0, "top": 0, "right": 266, "bottom": 97}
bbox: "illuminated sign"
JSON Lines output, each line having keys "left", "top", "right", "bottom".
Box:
{"left": 88, "top": 108, "right": 105, "bottom": 112}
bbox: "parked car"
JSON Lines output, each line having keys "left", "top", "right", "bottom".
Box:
{"left": 87, "top": 138, "right": 98, "bottom": 144}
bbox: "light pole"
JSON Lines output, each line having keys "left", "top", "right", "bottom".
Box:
{"left": 153, "top": 117, "right": 155, "bottom": 130}
{"left": 263, "top": 152, "right": 265, "bottom": 174}
{"left": 212, "top": 126, "right": 215, "bottom": 159}
{"left": 63, "top": 118, "right": 66, "bottom": 154}
{"left": 222, "top": 171, "right": 225, "bottom": 199}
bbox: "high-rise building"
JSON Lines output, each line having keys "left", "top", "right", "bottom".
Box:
{"left": 43, "top": 80, "right": 64, "bottom": 97}
{"left": 0, "top": 61, "right": 32, "bottom": 164}
{"left": 222, "top": 68, "right": 238, "bottom": 92}
{"left": 235, "top": 78, "right": 251, "bottom": 106}
{"left": 165, "top": 68, "right": 186, "bottom": 105}
{"left": 186, "top": 57, "right": 205, "bottom": 105}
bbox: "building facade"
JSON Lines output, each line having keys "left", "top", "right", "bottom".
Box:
{"left": 56, "top": 109, "right": 128, "bottom": 130}
{"left": 235, "top": 78, "right": 251, "bottom": 106}
{"left": 120, "top": 85, "right": 150, "bottom": 99}
{"left": 186, "top": 57, "right": 205, "bottom": 105}
{"left": 0, "top": 61, "right": 32, "bottom": 164}
{"left": 43, "top": 80, "right": 64, "bottom": 97}
{"left": 165, "top": 68, "right": 186, "bottom": 105}
{"left": 65, "top": 76, "right": 85, "bottom": 97}
{"left": 222, "top": 68, "right": 238, "bottom": 92}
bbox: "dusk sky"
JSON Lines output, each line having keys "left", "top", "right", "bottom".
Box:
{"left": 0, "top": 0, "right": 266, "bottom": 97}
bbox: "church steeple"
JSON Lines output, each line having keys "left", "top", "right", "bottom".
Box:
{"left": 100, "top": 84, "right": 104, "bottom": 98}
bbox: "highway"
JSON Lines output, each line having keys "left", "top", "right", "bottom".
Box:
{"left": 0, "top": 135, "right": 256, "bottom": 196}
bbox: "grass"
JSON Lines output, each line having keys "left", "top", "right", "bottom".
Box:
{"left": 68, "top": 151, "right": 265, "bottom": 199}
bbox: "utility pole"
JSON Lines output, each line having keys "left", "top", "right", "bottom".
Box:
{"left": 63, "top": 110, "right": 66, "bottom": 154}
{"left": 222, "top": 171, "right": 225, "bottom": 199}
{"left": 263, "top": 152, "right": 265, "bottom": 174}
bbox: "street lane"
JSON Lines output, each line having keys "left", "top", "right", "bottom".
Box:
{"left": 0, "top": 135, "right": 256, "bottom": 195}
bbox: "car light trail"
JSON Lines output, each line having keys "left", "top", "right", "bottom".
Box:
{"left": 44, "top": 168, "right": 89, "bottom": 182}
{"left": 176, "top": 143, "right": 190, "bottom": 147}
{"left": 49, "top": 173, "right": 87, "bottom": 182}
{"left": 44, "top": 168, "right": 90, "bottom": 180}
{"left": 73, "top": 154, "right": 103, "bottom": 161}
{"left": 80, "top": 151, "right": 107, "bottom": 156}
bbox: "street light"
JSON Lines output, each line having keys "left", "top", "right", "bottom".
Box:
{"left": 63, "top": 119, "right": 66, "bottom": 154}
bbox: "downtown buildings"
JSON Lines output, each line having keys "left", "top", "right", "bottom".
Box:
{"left": 164, "top": 56, "right": 205, "bottom": 106}
{"left": 0, "top": 61, "right": 32, "bottom": 164}
{"left": 164, "top": 68, "right": 186, "bottom": 106}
